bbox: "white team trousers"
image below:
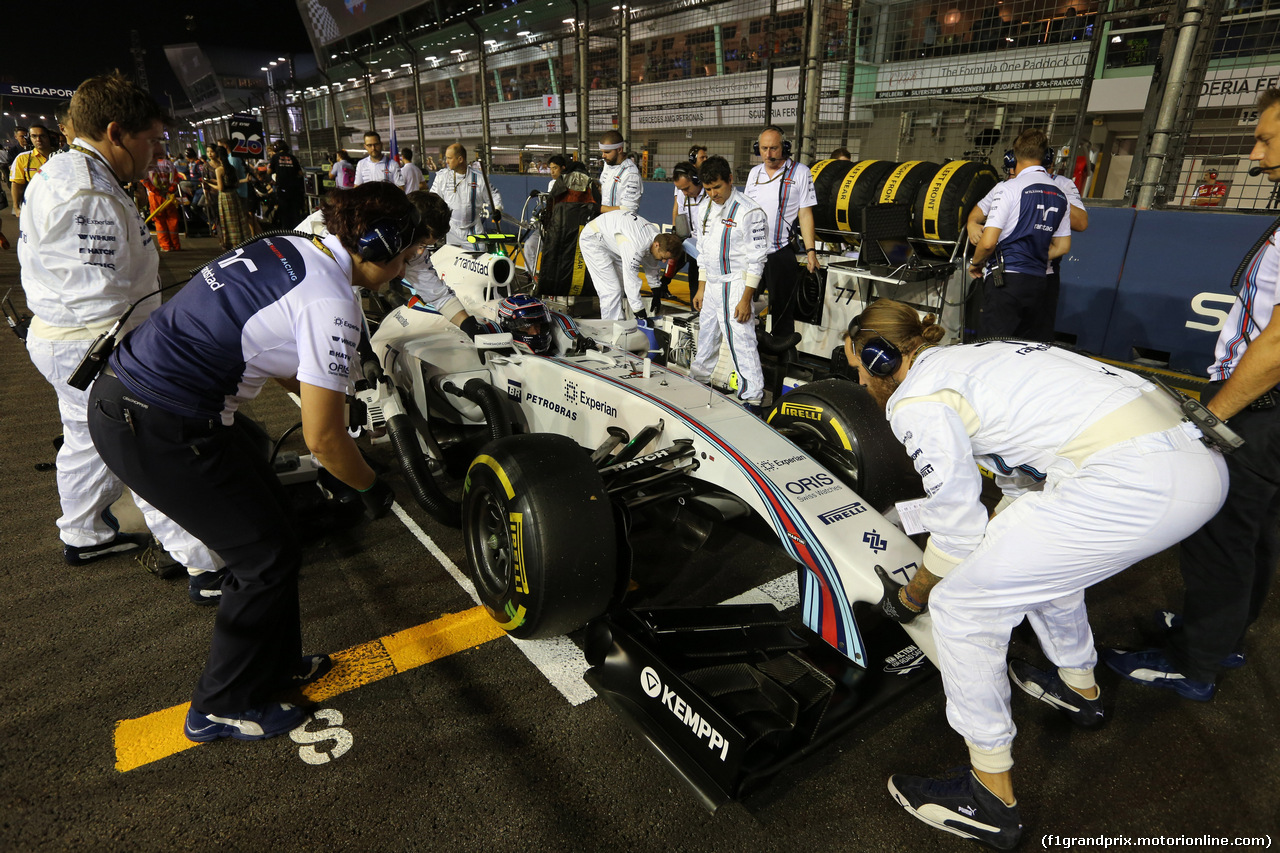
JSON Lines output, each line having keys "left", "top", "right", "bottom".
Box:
{"left": 930, "top": 422, "right": 1226, "bottom": 756}
{"left": 27, "top": 334, "right": 222, "bottom": 570}
{"left": 579, "top": 224, "right": 642, "bottom": 320}
{"left": 691, "top": 277, "right": 764, "bottom": 403}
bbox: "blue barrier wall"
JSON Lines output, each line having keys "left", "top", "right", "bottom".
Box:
{"left": 1086, "top": 209, "right": 1267, "bottom": 374}
{"left": 1056, "top": 208, "right": 1135, "bottom": 357}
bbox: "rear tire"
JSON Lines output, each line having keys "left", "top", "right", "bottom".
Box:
{"left": 767, "top": 379, "right": 923, "bottom": 512}
{"left": 463, "top": 434, "right": 616, "bottom": 639}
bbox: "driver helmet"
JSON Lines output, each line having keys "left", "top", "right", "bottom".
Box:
{"left": 497, "top": 294, "right": 553, "bottom": 355}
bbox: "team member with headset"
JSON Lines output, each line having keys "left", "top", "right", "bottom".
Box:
{"left": 19, "top": 72, "right": 222, "bottom": 588}
{"left": 598, "top": 130, "right": 642, "bottom": 213}
{"left": 967, "top": 128, "right": 1071, "bottom": 341}
{"left": 744, "top": 126, "right": 818, "bottom": 347}
{"left": 849, "top": 299, "right": 1228, "bottom": 850}
{"left": 1106, "top": 89, "right": 1280, "bottom": 702}
{"left": 669, "top": 159, "right": 710, "bottom": 305}
{"left": 967, "top": 135, "right": 1088, "bottom": 342}
{"left": 87, "top": 182, "right": 430, "bottom": 742}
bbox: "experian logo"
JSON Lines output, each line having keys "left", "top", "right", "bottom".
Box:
{"left": 639, "top": 666, "right": 729, "bottom": 761}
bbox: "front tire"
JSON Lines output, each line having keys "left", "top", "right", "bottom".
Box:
{"left": 463, "top": 434, "right": 617, "bottom": 639}
{"left": 767, "top": 379, "right": 922, "bottom": 512}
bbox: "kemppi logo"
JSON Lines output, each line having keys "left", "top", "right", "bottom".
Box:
{"left": 639, "top": 666, "right": 730, "bottom": 762}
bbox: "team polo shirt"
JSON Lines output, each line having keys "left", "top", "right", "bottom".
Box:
{"left": 110, "top": 233, "right": 359, "bottom": 425}
{"left": 977, "top": 173, "right": 1084, "bottom": 274}
{"left": 1209, "top": 221, "right": 1280, "bottom": 382}
{"left": 982, "top": 165, "right": 1070, "bottom": 276}
{"left": 355, "top": 155, "right": 399, "bottom": 186}
{"left": 673, "top": 185, "right": 710, "bottom": 239}
{"left": 743, "top": 159, "right": 817, "bottom": 254}
{"left": 10, "top": 148, "right": 51, "bottom": 186}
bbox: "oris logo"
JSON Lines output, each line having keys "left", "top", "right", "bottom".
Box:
{"left": 785, "top": 472, "right": 835, "bottom": 495}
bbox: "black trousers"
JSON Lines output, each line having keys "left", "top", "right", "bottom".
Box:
{"left": 976, "top": 271, "right": 1051, "bottom": 341}
{"left": 759, "top": 247, "right": 799, "bottom": 339}
{"left": 1170, "top": 381, "right": 1280, "bottom": 681}
{"left": 88, "top": 374, "right": 302, "bottom": 713}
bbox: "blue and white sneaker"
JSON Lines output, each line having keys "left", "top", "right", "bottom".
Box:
{"left": 888, "top": 768, "right": 1022, "bottom": 850}
{"left": 188, "top": 569, "right": 227, "bottom": 606}
{"left": 1157, "top": 610, "right": 1246, "bottom": 669}
{"left": 1102, "top": 648, "right": 1216, "bottom": 702}
{"left": 63, "top": 532, "right": 151, "bottom": 566}
{"left": 183, "top": 702, "right": 310, "bottom": 742}
{"left": 1008, "top": 660, "right": 1104, "bottom": 729}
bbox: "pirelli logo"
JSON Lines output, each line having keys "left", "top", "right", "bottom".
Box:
{"left": 780, "top": 402, "right": 823, "bottom": 421}
{"left": 509, "top": 512, "right": 529, "bottom": 594}
{"left": 819, "top": 502, "right": 867, "bottom": 525}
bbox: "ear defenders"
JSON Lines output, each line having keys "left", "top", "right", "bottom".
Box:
{"left": 672, "top": 161, "right": 701, "bottom": 185}
{"left": 849, "top": 317, "right": 903, "bottom": 377}
{"left": 753, "top": 126, "right": 792, "bottom": 158}
{"left": 1003, "top": 146, "right": 1056, "bottom": 173}
{"left": 357, "top": 208, "right": 422, "bottom": 263}
{"left": 687, "top": 145, "right": 704, "bottom": 163}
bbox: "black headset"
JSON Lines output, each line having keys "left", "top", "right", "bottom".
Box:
{"left": 687, "top": 145, "right": 706, "bottom": 163}
{"left": 357, "top": 209, "right": 422, "bottom": 263}
{"left": 672, "top": 161, "right": 702, "bottom": 185}
{"left": 848, "top": 317, "right": 903, "bottom": 377}
{"left": 752, "top": 125, "right": 792, "bottom": 158}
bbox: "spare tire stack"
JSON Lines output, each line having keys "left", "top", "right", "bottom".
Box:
{"left": 912, "top": 160, "right": 1000, "bottom": 257}
{"left": 811, "top": 159, "right": 897, "bottom": 234}
{"left": 809, "top": 157, "right": 998, "bottom": 257}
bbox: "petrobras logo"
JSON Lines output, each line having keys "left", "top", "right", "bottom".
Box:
{"left": 884, "top": 644, "right": 928, "bottom": 677}
{"left": 779, "top": 402, "right": 823, "bottom": 421}
{"left": 863, "top": 529, "right": 889, "bottom": 553}
{"left": 507, "top": 379, "right": 523, "bottom": 402}
{"left": 818, "top": 502, "right": 866, "bottom": 525}
{"left": 563, "top": 379, "right": 618, "bottom": 418}
{"left": 525, "top": 390, "right": 577, "bottom": 420}
{"left": 639, "top": 666, "right": 730, "bottom": 762}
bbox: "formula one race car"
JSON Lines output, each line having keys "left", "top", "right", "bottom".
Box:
{"left": 357, "top": 254, "right": 940, "bottom": 809}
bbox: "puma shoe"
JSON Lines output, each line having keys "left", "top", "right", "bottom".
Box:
{"left": 888, "top": 768, "right": 1022, "bottom": 850}
{"left": 183, "top": 702, "right": 309, "bottom": 742}
{"left": 1102, "top": 648, "right": 1216, "bottom": 702}
{"left": 1008, "top": 660, "right": 1104, "bottom": 729}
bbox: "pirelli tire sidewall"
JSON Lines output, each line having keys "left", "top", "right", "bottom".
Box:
{"left": 767, "top": 379, "right": 923, "bottom": 512}
{"left": 912, "top": 160, "right": 1000, "bottom": 257}
{"left": 463, "top": 433, "right": 616, "bottom": 639}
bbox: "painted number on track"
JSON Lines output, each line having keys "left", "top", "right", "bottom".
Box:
{"left": 289, "top": 708, "right": 353, "bottom": 765}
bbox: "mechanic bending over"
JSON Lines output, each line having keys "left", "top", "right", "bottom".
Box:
{"left": 848, "top": 300, "right": 1227, "bottom": 850}
{"left": 1106, "top": 87, "right": 1280, "bottom": 702}
{"left": 401, "top": 190, "right": 483, "bottom": 336}
{"left": 88, "top": 183, "right": 431, "bottom": 743}
{"left": 18, "top": 72, "right": 223, "bottom": 594}
{"left": 968, "top": 132, "right": 1088, "bottom": 343}
{"left": 578, "top": 209, "right": 685, "bottom": 321}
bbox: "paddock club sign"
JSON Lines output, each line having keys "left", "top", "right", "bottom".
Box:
{"left": 875, "top": 44, "right": 1088, "bottom": 100}
{"left": 1, "top": 82, "right": 77, "bottom": 100}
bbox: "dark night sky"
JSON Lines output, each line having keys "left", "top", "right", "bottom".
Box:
{"left": 0, "top": 0, "right": 315, "bottom": 116}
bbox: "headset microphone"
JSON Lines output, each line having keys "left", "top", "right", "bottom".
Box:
{"left": 1249, "top": 162, "right": 1280, "bottom": 177}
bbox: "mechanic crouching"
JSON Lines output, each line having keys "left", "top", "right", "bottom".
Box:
{"left": 848, "top": 300, "right": 1227, "bottom": 850}
{"left": 87, "top": 183, "right": 430, "bottom": 743}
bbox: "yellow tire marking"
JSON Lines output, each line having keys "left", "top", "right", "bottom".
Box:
{"left": 469, "top": 455, "right": 515, "bottom": 499}
{"left": 829, "top": 418, "right": 853, "bottom": 451}
{"left": 113, "top": 606, "right": 505, "bottom": 772}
